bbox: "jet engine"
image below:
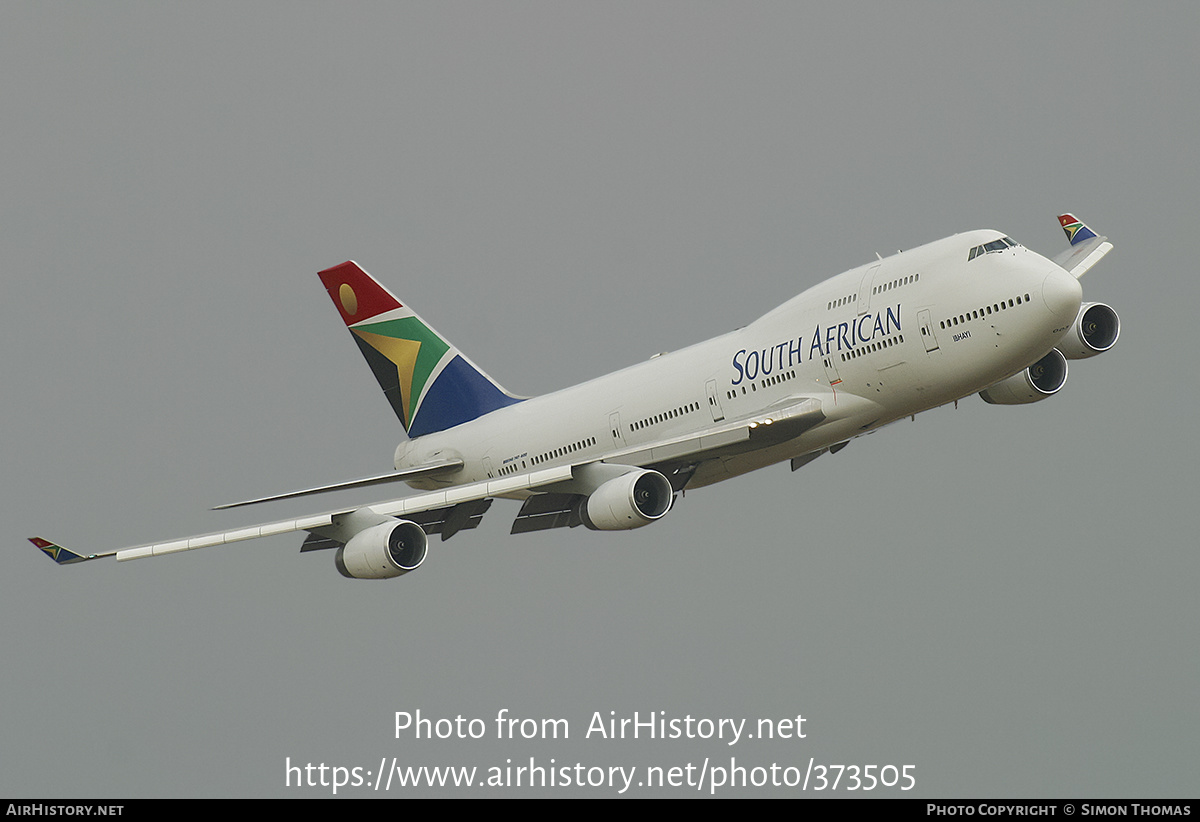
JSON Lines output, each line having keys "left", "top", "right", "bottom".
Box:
{"left": 334, "top": 520, "right": 428, "bottom": 579}
{"left": 580, "top": 469, "right": 674, "bottom": 531}
{"left": 979, "top": 349, "right": 1069, "bottom": 405}
{"left": 1057, "top": 302, "right": 1120, "bottom": 359}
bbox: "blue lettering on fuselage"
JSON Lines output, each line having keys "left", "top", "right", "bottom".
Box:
{"left": 732, "top": 343, "right": 793, "bottom": 386}
{"left": 856, "top": 314, "right": 872, "bottom": 343}
{"left": 745, "top": 349, "right": 760, "bottom": 380}
{"left": 885, "top": 305, "right": 901, "bottom": 334}
{"left": 730, "top": 303, "right": 902, "bottom": 385}
{"left": 732, "top": 349, "right": 746, "bottom": 384}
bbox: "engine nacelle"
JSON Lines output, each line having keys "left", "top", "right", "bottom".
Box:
{"left": 1057, "top": 302, "right": 1120, "bottom": 359}
{"left": 335, "top": 520, "right": 428, "bottom": 579}
{"left": 979, "top": 349, "right": 1068, "bottom": 405}
{"left": 581, "top": 469, "right": 674, "bottom": 531}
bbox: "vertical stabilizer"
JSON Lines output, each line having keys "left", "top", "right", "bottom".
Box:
{"left": 318, "top": 261, "right": 522, "bottom": 437}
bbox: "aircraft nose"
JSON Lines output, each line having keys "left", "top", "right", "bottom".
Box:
{"left": 1042, "top": 269, "right": 1082, "bottom": 319}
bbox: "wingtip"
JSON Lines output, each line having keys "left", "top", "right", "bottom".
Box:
{"left": 29, "top": 536, "right": 93, "bottom": 565}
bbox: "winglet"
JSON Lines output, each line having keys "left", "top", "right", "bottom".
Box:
{"left": 1058, "top": 213, "right": 1099, "bottom": 246}
{"left": 1052, "top": 214, "right": 1112, "bottom": 278}
{"left": 29, "top": 537, "right": 97, "bottom": 565}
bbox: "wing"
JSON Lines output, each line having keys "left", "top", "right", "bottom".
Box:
{"left": 30, "top": 464, "right": 575, "bottom": 566}
{"left": 1052, "top": 213, "right": 1113, "bottom": 278}
{"left": 31, "top": 396, "right": 825, "bottom": 564}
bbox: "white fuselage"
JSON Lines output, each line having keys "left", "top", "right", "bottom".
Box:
{"left": 397, "top": 230, "right": 1083, "bottom": 491}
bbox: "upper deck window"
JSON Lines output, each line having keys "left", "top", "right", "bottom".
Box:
{"left": 967, "top": 236, "right": 1019, "bottom": 261}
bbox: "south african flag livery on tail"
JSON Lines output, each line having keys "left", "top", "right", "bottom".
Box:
{"left": 318, "top": 262, "right": 522, "bottom": 438}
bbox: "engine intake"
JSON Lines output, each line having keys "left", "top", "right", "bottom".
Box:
{"left": 335, "top": 520, "right": 428, "bottom": 579}
{"left": 979, "top": 349, "right": 1069, "bottom": 405}
{"left": 1058, "top": 302, "right": 1120, "bottom": 359}
{"left": 581, "top": 469, "right": 674, "bottom": 531}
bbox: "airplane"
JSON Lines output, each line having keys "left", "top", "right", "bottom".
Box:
{"left": 30, "top": 214, "right": 1119, "bottom": 579}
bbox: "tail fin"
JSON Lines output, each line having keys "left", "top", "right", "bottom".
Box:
{"left": 318, "top": 261, "right": 522, "bottom": 438}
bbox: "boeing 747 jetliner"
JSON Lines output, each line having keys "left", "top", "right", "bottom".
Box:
{"left": 31, "top": 214, "right": 1119, "bottom": 579}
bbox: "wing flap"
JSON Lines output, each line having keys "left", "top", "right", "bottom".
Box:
{"left": 406, "top": 498, "right": 493, "bottom": 541}
{"left": 510, "top": 493, "right": 582, "bottom": 534}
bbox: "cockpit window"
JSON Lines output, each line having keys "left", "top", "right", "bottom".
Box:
{"left": 968, "top": 237, "right": 1020, "bottom": 261}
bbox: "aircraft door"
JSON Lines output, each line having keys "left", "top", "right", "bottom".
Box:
{"left": 609, "top": 411, "right": 626, "bottom": 448}
{"left": 705, "top": 379, "right": 725, "bottom": 422}
{"left": 918, "top": 309, "right": 940, "bottom": 352}
{"left": 858, "top": 264, "right": 881, "bottom": 314}
{"left": 823, "top": 355, "right": 843, "bottom": 391}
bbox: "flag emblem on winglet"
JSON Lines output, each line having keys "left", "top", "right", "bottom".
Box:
{"left": 1058, "top": 214, "right": 1099, "bottom": 246}
{"left": 29, "top": 537, "right": 92, "bottom": 565}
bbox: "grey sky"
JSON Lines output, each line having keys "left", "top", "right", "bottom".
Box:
{"left": 3, "top": 2, "right": 1196, "bottom": 797}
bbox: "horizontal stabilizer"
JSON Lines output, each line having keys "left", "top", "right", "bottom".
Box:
{"left": 212, "top": 460, "right": 464, "bottom": 510}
